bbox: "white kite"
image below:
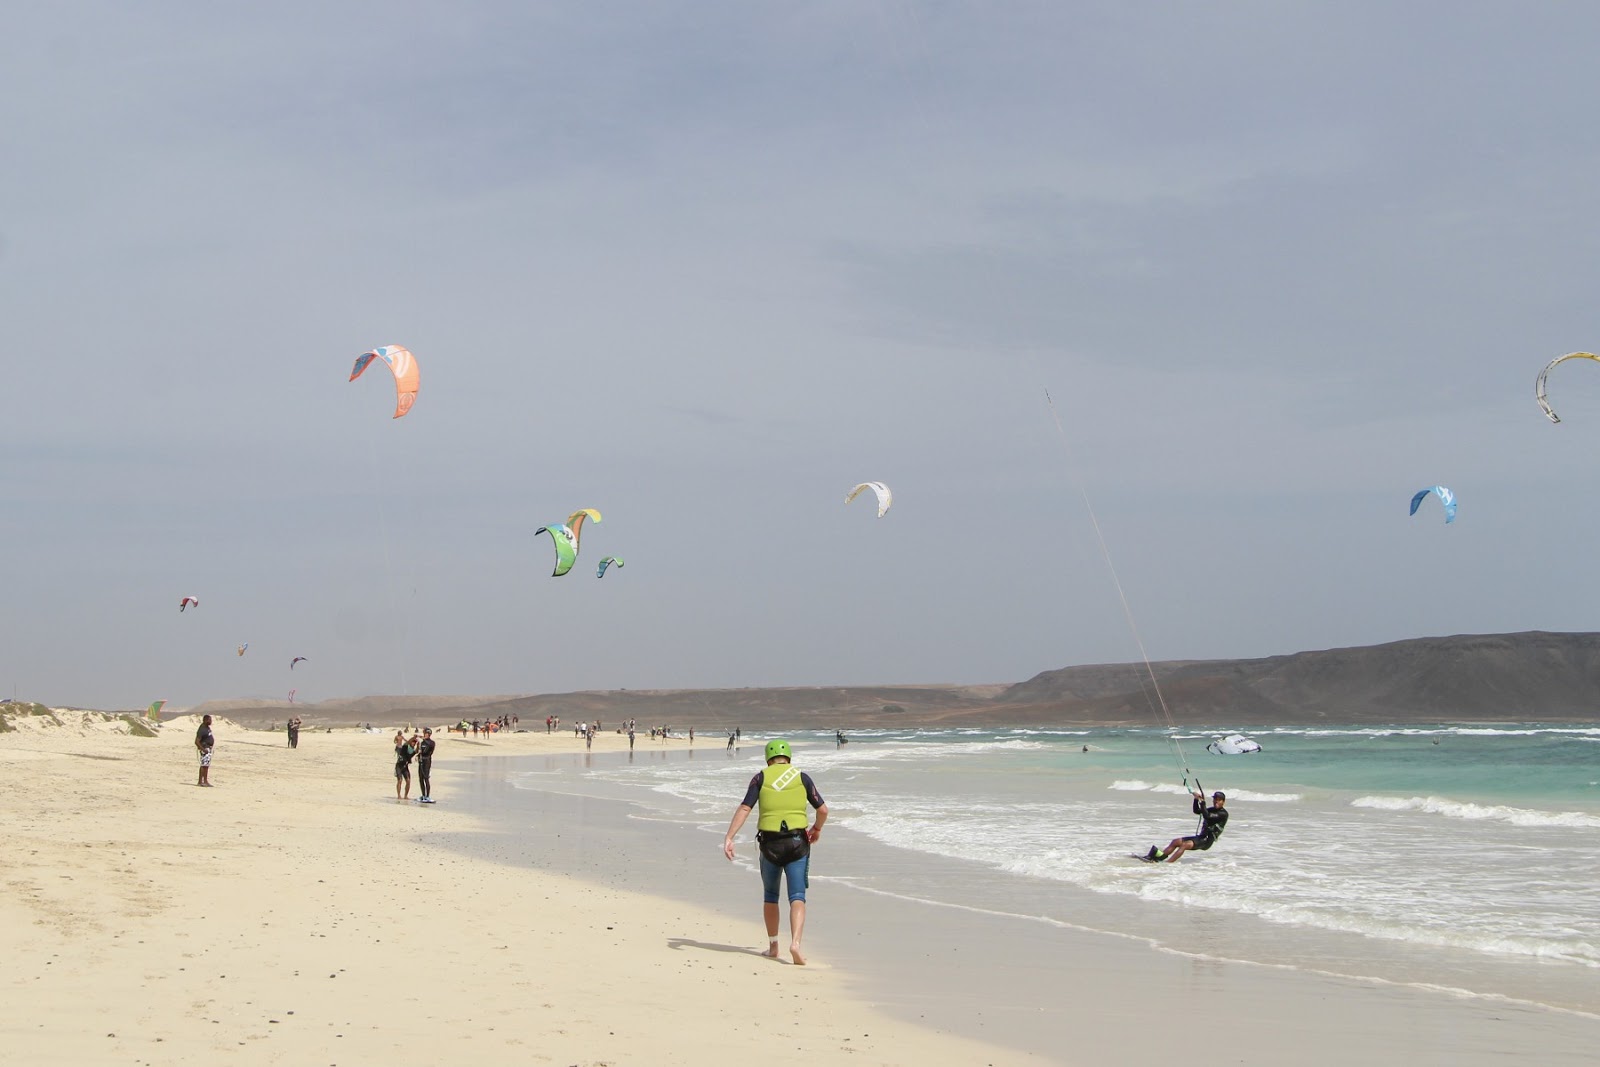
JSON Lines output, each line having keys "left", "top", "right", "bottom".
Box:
{"left": 845, "top": 481, "right": 893, "bottom": 518}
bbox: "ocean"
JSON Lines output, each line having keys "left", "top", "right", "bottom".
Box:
{"left": 505, "top": 724, "right": 1600, "bottom": 1017}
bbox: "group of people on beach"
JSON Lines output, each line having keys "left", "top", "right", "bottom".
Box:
{"left": 450, "top": 716, "right": 516, "bottom": 738}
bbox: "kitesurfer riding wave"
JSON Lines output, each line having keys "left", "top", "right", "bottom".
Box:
{"left": 1144, "top": 791, "right": 1227, "bottom": 863}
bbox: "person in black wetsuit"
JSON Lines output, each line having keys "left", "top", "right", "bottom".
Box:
{"left": 1145, "top": 791, "right": 1227, "bottom": 863}
{"left": 416, "top": 727, "right": 435, "bottom": 803}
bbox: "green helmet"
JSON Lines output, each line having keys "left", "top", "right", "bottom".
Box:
{"left": 764, "top": 738, "right": 792, "bottom": 762}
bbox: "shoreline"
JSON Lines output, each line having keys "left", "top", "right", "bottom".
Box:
{"left": 7, "top": 720, "right": 1598, "bottom": 1065}
{"left": 449, "top": 739, "right": 1600, "bottom": 1066}
{"left": 1, "top": 722, "right": 1017, "bottom": 1066}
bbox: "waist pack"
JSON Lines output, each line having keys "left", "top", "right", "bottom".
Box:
{"left": 756, "top": 828, "right": 810, "bottom": 866}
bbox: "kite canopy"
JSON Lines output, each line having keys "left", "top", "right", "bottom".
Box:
{"left": 350, "top": 344, "right": 420, "bottom": 419}
{"left": 566, "top": 508, "right": 602, "bottom": 551}
{"left": 146, "top": 699, "right": 166, "bottom": 721}
{"left": 1207, "top": 734, "right": 1262, "bottom": 755}
{"left": 236, "top": 643, "right": 249, "bottom": 657}
{"left": 179, "top": 596, "right": 199, "bottom": 612}
{"left": 535, "top": 524, "right": 579, "bottom": 577}
{"left": 597, "top": 556, "right": 624, "bottom": 578}
{"left": 1409, "top": 485, "right": 1457, "bottom": 524}
{"left": 290, "top": 656, "right": 308, "bottom": 670}
{"left": 845, "top": 481, "right": 893, "bottom": 518}
{"left": 1535, "top": 352, "right": 1600, "bottom": 424}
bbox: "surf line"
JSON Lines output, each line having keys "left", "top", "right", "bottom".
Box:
{"left": 1041, "top": 388, "right": 1202, "bottom": 800}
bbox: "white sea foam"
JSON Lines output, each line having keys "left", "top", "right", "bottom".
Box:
{"left": 1351, "top": 795, "right": 1600, "bottom": 828}
{"left": 554, "top": 721, "right": 1600, "bottom": 997}
{"left": 1221, "top": 788, "right": 1301, "bottom": 802}
{"left": 1266, "top": 724, "right": 1600, "bottom": 739}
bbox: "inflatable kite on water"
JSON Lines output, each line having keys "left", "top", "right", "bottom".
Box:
{"left": 1409, "top": 485, "right": 1456, "bottom": 524}
{"left": 350, "top": 344, "right": 420, "bottom": 419}
{"left": 1207, "top": 734, "right": 1262, "bottom": 755}
{"left": 1536, "top": 352, "right": 1600, "bottom": 424}
{"left": 845, "top": 481, "right": 893, "bottom": 518}
{"left": 597, "top": 556, "right": 624, "bottom": 578}
{"left": 535, "top": 524, "right": 579, "bottom": 577}
{"left": 179, "top": 596, "right": 199, "bottom": 612}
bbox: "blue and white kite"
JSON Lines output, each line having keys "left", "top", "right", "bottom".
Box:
{"left": 1409, "top": 485, "right": 1457, "bottom": 524}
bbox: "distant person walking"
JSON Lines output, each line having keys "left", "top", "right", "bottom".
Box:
{"left": 195, "top": 714, "right": 215, "bottom": 787}
{"left": 394, "top": 731, "right": 416, "bottom": 800}
{"left": 416, "top": 727, "right": 436, "bottom": 803}
{"left": 723, "top": 739, "right": 828, "bottom": 965}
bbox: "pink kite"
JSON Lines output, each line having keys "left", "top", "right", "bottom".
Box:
{"left": 350, "top": 344, "right": 420, "bottom": 419}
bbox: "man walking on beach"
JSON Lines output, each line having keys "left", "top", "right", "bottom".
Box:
{"left": 416, "top": 727, "right": 436, "bottom": 803}
{"left": 722, "top": 739, "right": 828, "bottom": 964}
{"left": 1145, "top": 791, "right": 1227, "bottom": 863}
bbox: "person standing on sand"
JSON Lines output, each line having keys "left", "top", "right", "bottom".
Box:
{"left": 394, "top": 730, "right": 416, "bottom": 800}
{"left": 722, "top": 739, "right": 828, "bottom": 965}
{"left": 195, "top": 714, "right": 215, "bottom": 786}
{"left": 416, "top": 727, "right": 436, "bottom": 803}
{"left": 287, "top": 715, "right": 301, "bottom": 749}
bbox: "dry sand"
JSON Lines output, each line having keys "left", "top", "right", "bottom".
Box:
{"left": 0, "top": 716, "right": 1018, "bottom": 1066}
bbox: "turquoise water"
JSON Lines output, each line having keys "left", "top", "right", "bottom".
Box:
{"left": 502, "top": 726, "right": 1600, "bottom": 1017}
{"left": 517, "top": 723, "right": 1600, "bottom": 1015}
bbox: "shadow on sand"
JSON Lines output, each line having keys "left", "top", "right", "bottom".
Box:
{"left": 666, "top": 937, "right": 775, "bottom": 959}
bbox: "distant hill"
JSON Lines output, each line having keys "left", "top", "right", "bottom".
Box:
{"left": 994, "top": 631, "right": 1600, "bottom": 724}
{"left": 187, "top": 632, "right": 1600, "bottom": 730}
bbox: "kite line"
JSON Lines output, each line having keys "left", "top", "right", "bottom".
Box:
{"left": 1042, "top": 387, "right": 1197, "bottom": 793}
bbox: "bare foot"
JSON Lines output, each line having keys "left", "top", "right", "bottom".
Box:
{"left": 790, "top": 943, "right": 806, "bottom": 966}
{"left": 762, "top": 941, "right": 780, "bottom": 959}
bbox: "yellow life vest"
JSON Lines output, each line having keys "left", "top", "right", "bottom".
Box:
{"left": 757, "top": 762, "right": 808, "bottom": 833}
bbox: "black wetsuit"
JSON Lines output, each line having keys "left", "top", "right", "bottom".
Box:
{"left": 417, "top": 736, "right": 435, "bottom": 799}
{"left": 1186, "top": 797, "right": 1228, "bottom": 850}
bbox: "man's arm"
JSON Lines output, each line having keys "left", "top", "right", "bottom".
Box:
{"left": 723, "top": 805, "right": 753, "bottom": 861}
{"left": 807, "top": 802, "right": 828, "bottom": 843}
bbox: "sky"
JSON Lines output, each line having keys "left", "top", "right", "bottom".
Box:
{"left": 6, "top": 2, "right": 1600, "bottom": 710}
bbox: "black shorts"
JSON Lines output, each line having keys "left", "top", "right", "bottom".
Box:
{"left": 756, "top": 829, "right": 810, "bottom": 866}
{"left": 1182, "top": 834, "right": 1216, "bottom": 851}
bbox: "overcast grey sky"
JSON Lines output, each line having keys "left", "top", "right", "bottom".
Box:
{"left": 6, "top": 2, "right": 1600, "bottom": 709}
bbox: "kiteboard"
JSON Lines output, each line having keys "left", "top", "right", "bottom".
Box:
{"left": 1130, "top": 851, "right": 1164, "bottom": 863}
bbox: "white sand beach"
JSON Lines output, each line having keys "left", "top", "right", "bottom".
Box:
{"left": 5, "top": 714, "right": 1597, "bottom": 1066}
{"left": 1, "top": 717, "right": 1012, "bottom": 1066}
